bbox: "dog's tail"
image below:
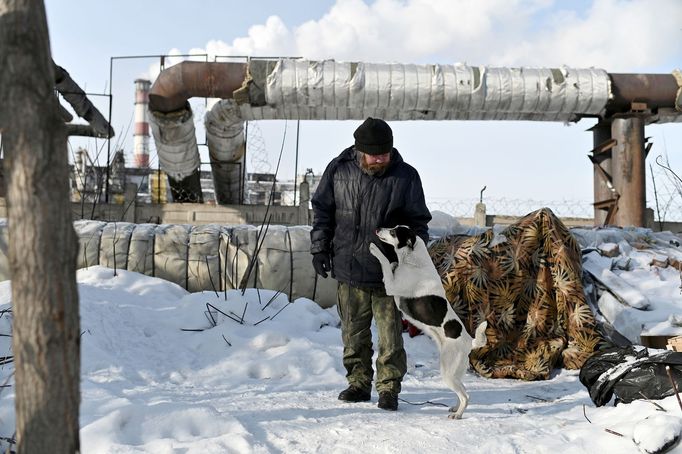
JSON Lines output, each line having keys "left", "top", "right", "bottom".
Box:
{"left": 472, "top": 321, "right": 488, "bottom": 349}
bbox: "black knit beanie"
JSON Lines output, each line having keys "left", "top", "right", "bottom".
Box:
{"left": 353, "top": 117, "right": 393, "bottom": 155}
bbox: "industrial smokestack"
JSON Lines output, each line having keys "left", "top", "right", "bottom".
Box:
{"left": 134, "top": 79, "right": 151, "bottom": 168}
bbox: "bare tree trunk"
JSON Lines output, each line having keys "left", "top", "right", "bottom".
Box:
{"left": 0, "top": 1, "right": 81, "bottom": 453}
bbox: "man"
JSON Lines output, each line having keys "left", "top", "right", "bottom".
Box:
{"left": 310, "top": 117, "right": 432, "bottom": 411}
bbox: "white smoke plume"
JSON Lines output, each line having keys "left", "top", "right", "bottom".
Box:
{"left": 151, "top": 0, "right": 680, "bottom": 73}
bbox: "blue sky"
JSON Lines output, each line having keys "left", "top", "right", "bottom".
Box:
{"left": 45, "top": 0, "right": 682, "bottom": 216}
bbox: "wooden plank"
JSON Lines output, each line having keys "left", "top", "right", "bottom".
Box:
{"left": 641, "top": 335, "right": 673, "bottom": 349}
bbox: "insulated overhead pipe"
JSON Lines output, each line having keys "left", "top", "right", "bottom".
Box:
{"left": 147, "top": 59, "right": 682, "bottom": 211}
{"left": 149, "top": 61, "right": 681, "bottom": 121}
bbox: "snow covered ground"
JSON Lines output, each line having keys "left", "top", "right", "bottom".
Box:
{"left": 574, "top": 227, "right": 682, "bottom": 344}
{"left": 0, "top": 226, "right": 681, "bottom": 453}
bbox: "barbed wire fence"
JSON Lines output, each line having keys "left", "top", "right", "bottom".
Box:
{"left": 426, "top": 196, "right": 682, "bottom": 222}
{"left": 255, "top": 181, "right": 682, "bottom": 223}
{"left": 425, "top": 198, "right": 594, "bottom": 219}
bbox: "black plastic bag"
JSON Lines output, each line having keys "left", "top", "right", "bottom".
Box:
{"left": 579, "top": 345, "right": 682, "bottom": 407}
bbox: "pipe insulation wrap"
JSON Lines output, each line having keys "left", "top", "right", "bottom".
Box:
{"left": 673, "top": 69, "right": 682, "bottom": 112}
{"left": 149, "top": 106, "right": 201, "bottom": 180}
{"left": 205, "top": 99, "right": 245, "bottom": 160}
{"left": 53, "top": 221, "right": 338, "bottom": 308}
{"left": 250, "top": 59, "right": 611, "bottom": 122}
{"left": 146, "top": 58, "right": 629, "bottom": 203}
{"left": 205, "top": 100, "right": 246, "bottom": 204}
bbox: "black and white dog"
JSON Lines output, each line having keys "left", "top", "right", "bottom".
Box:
{"left": 369, "top": 225, "right": 487, "bottom": 419}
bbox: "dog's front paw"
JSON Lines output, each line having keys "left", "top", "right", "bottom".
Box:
{"left": 369, "top": 242, "right": 382, "bottom": 258}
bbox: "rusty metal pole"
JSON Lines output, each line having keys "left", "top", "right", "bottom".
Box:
{"left": 611, "top": 117, "right": 646, "bottom": 227}
{"left": 591, "top": 122, "right": 613, "bottom": 225}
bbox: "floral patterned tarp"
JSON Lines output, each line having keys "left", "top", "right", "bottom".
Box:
{"left": 428, "top": 208, "right": 604, "bottom": 380}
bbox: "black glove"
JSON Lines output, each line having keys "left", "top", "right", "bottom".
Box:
{"left": 312, "top": 252, "right": 331, "bottom": 278}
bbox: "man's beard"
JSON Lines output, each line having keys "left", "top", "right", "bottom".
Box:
{"left": 358, "top": 153, "right": 390, "bottom": 176}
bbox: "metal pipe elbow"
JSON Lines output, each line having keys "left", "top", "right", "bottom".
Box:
{"left": 149, "top": 61, "right": 248, "bottom": 113}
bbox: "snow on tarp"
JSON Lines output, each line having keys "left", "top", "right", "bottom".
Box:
{"left": 583, "top": 252, "right": 651, "bottom": 310}
{"left": 574, "top": 226, "right": 682, "bottom": 343}
{"left": 597, "top": 292, "right": 646, "bottom": 344}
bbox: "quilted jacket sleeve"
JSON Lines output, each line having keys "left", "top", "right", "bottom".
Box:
{"left": 310, "top": 160, "right": 337, "bottom": 254}
{"left": 404, "top": 172, "right": 432, "bottom": 244}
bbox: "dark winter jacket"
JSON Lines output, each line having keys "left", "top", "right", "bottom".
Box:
{"left": 310, "top": 146, "right": 432, "bottom": 288}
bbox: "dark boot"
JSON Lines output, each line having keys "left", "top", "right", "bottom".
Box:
{"left": 338, "top": 385, "right": 371, "bottom": 402}
{"left": 378, "top": 391, "right": 398, "bottom": 411}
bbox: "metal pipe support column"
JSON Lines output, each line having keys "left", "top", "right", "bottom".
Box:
{"left": 591, "top": 122, "right": 613, "bottom": 225}
{"left": 611, "top": 117, "right": 646, "bottom": 227}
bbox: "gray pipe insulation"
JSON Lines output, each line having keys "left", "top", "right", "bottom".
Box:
{"left": 204, "top": 100, "right": 246, "bottom": 205}
{"left": 148, "top": 59, "right": 682, "bottom": 205}
{"left": 48, "top": 220, "right": 335, "bottom": 307}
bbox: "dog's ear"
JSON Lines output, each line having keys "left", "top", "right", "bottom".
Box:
{"left": 395, "top": 226, "right": 416, "bottom": 249}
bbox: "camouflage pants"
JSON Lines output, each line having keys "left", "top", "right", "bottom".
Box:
{"left": 337, "top": 282, "right": 406, "bottom": 395}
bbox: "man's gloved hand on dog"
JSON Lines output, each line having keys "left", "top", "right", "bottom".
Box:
{"left": 312, "top": 252, "right": 331, "bottom": 278}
